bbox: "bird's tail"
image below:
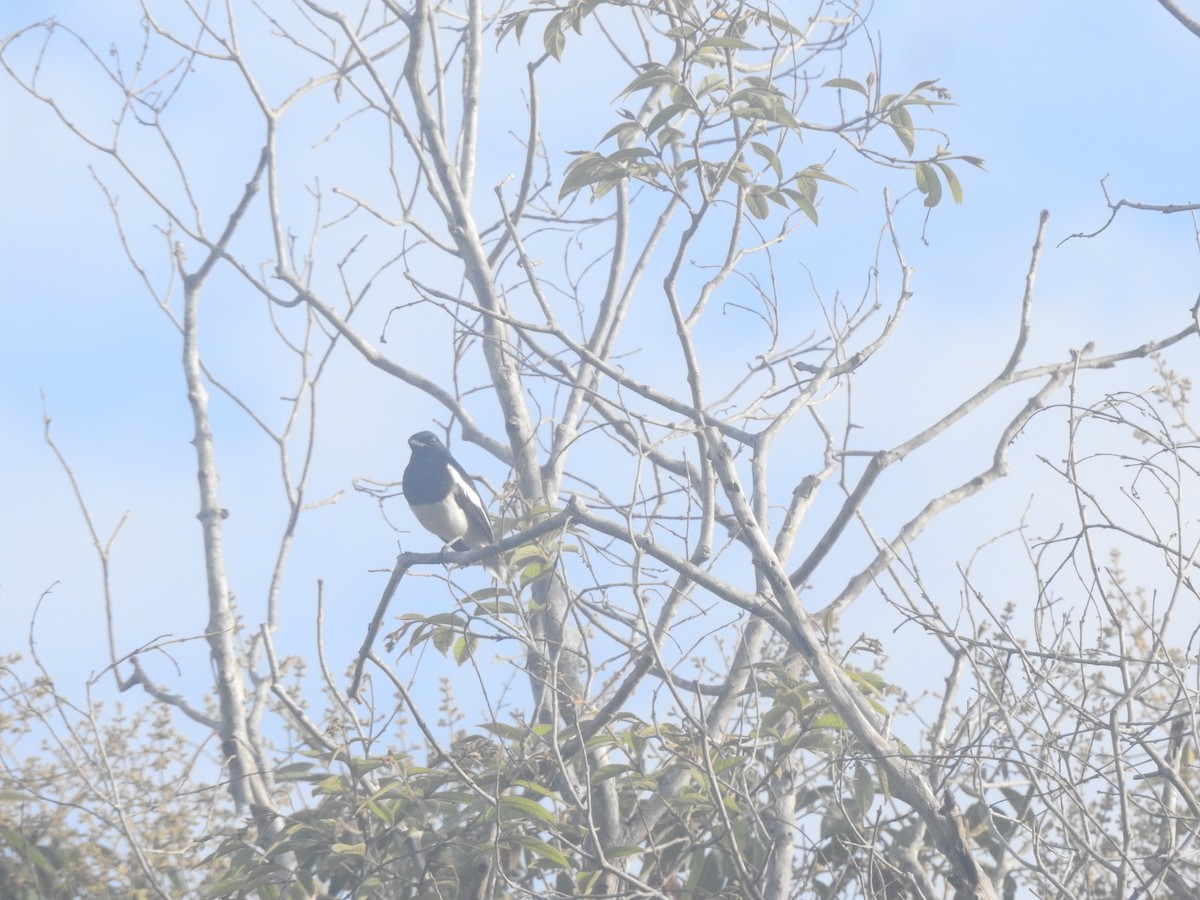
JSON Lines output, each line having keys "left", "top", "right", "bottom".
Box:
{"left": 482, "top": 552, "right": 510, "bottom": 584}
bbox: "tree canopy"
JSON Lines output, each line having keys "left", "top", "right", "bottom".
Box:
{"left": 2, "top": 1, "right": 1199, "bottom": 898}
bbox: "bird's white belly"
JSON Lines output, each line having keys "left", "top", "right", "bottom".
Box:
{"left": 411, "top": 499, "right": 469, "bottom": 543}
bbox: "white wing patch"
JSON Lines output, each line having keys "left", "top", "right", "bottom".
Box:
{"left": 447, "top": 463, "right": 495, "bottom": 548}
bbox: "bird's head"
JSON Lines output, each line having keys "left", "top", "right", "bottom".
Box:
{"left": 408, "top": 431, "right": 443, "bottom": 452}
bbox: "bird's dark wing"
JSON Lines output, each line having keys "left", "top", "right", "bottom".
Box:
{"left": 445, "top": 456, "right": 495, "bottom": 548}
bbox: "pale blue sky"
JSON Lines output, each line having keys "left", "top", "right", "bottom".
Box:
{"left": 1, "top": 2, "right": 1198, "bottom": 736}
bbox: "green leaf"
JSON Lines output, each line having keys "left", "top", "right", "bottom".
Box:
{"left": 599, "top": 121, "right": 641, "bottom": 146}
{"left": 915, "top": 161, "right": 942, "bottom": 206}
{"left": 0, "top": 826, "right": 54, "bottom": 874}
{"left": 750, "top": 142, "right": 782, "bottom": 180}
{"left": 797, "top": 163, "right": 852, "bottom": 189}
{"left": 559, "top": 151, "right": 622, "bottom": 199}
{"left": 781, "top": 189, "right": 818, "bottom": 224}
{"left": 823, "top": 77, "right": 867, "bottom": 96}
{"left": 510, "top": 543, "right": 548, "bottom": 563}
{"left": 761, "top": 698, "right": 790, "bottom": 732}
{"left": 428, "top": 789, "right": 478, "bottom": 805}
{"left": 512, "top": 779, "right": 561, "bottom": 800}
{"left": 810, "top": 712, "right": 850, "bottom": 730}
{"left": 936, "top": 161, "right": 964, "bottom": 204}
{"left": 577, "top": 870, "right": 604, "bottom": 893}
{"left": 469, "top": 600, "right": 519, "bottom": 618}
{"left": 696, "top": 848, "right": 732, "bottom": 893}
{"left": 764, "top": 12, "right": 804, "bottom": 36}
{"left": 730, "top": 86, "right": 800, "bottom": 128}
{"left": 591, "top": 764, "right": 629, "bottom": 783}
{"left": 914, "top": 160, "right": 932, "bottom": 193}
{"left": 700, "top": 35, "right": 757, "bottom": 50}
{"left": 431, "top": 627, "right": 455, "bottom": 655}
{"left": 315, "top": 774, "right": 346, "bottom": 793}
{"left": 853, "top": 762, "right": 874, "bottom": 817}
{"left": 616, "top": 65, "right": 678, "bottom": 100}
{"left": 516, "top": 836, "right": 571, "bottom": 868}
{"left": 585, "top": 731, "right": 623, "bottom": 750}
{"left": 889, "top": 105, "right": 915, "bottom": 154}
{"left": 453, "top": 634, "right": 475, "bottom": 665}
{"left": 711, "top": 754, "right": 748, "bottom": 775}
{"left": 421, "top": 611, "right": 466, "bottom": 627}
{"left": 745, "top": 187, "right": 770, "bottom": 219}
{"left": 847, "top": 670, "right": 888, "bottom": 693}
{"left": 606, "top": 147, "right": 655, "bottom": 164}
{"left": 694, "top": 73, "right": 728, "bottom": 99}
{"left": 499, "top": 794, "right": 555, "bottom": 824}
{"left": 519, "top": 561, "right": 547, "bottom": 585}
{"left": 691, "top": 45, "right": 725, "bottom": 69}
{"left": 564, "top": 0, "right": 592, "bottom": 35}
{"left": 727, "top": 162, "right": 753, "bottom": 188}
{"left": 543, "top": 14, "right": 565, "bottom": 61}
{"left": 495, "top": 11, "right": 530, "bottom": 44}
{"left": 657, "top": 126, "right": 686, "bottom": 149}
{"left": 603, "top": 845, "right": 645, "bottom": 859}
{"left": 645, "top": 102, "right": 689, "bottom": 137}
{"left": 364, "top": 799, "right": 394, "bottom": 825}
{"left": 668, "top": 83, "right": 699, "bottom": 108}
{"left": 479, "top": 721, "right": 528, "bottom": 740}
{"left": 273, "top": 762, "right": 316, "bottom": 782}
{"left": 819, "top": 809, "right": 854, "bottom": 840}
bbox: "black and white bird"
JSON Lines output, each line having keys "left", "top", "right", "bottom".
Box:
{"left": 402, "top": 431, "right": 502, "bottom": 576}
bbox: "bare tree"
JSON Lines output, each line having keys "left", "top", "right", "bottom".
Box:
{"left": 2, "top": 1, "right": 1198, "bottom": 897}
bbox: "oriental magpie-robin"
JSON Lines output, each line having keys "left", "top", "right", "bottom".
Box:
{"left": 403, "top": 431, "right": 503, "bottom": 577}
